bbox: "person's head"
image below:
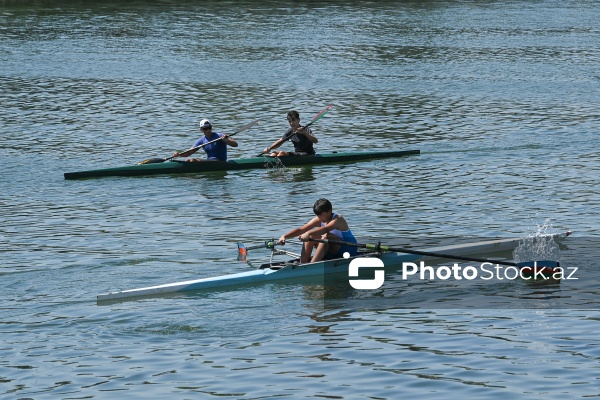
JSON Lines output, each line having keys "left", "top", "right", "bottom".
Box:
{"left": 287, "top": 110, "right": 300, "bottom": 128}
{"left": 199, "top": 119, "right": 212, "bottom": 135}
{"left": 313, "top": 198, "right": 333, "bottom": 222}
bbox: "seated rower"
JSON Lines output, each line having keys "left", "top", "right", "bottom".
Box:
{"left": 277, "top": 198, "right": 358, "bottom": 263}
{"left": 262, "top": 110, "right": 318, "bottom": 157}
{"left": 172, "top": 119, "right": 237, "bottom": 162}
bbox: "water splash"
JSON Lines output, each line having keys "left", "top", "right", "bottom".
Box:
{"left": 261, "top": 156, "right": 287, "bottom": 171}
{"left": 513, "top": 218, "right": 561, "bottom": 263}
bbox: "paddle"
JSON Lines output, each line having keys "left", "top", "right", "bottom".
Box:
{"left": 308, "top": 238, "right": 560, "bottom": 270}
{"left": 139, "top": 119, "right": 259, "bottom": 164}
{"left": 256, "top": 104, "right": 334, "bottom": 157}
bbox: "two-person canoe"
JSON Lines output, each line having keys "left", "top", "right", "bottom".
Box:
{"left": 64, "top": 149, "right": 420, "bottom": 179}
{"left": 96, "top": 231, "right": 571, "bottom": 302}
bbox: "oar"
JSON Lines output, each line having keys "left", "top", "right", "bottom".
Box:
{"left": 256, "top": 104, "right": 334, "bottom": 157}
{"left": 308, "top": 238, "right": 560, "bottom": 270}
{"left": 237, "top": 240, "right": 276, "bottom": 261}
{"left": 139, "top": 119, "right": 259, "bottom": 164}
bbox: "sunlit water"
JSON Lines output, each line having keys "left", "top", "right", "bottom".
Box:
{"left": 1, "top": 1, "right": 599, "bottom": 398}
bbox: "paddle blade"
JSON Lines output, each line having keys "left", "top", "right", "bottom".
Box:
{"left": 232, "top": 119, "right": 259, "bottom": 135}
{"left": 305, "top": 104, "right": 334, "bottom": 128}
{"left": 518, "top": 260, "right": 561, "bottom": 279}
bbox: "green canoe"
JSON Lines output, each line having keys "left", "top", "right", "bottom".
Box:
{"left": 64, "top": 149, "right": 420, "bottom": 180}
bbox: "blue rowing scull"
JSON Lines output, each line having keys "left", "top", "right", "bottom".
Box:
{"left": 97, "top": 231, "right": 571, "bottom": 302}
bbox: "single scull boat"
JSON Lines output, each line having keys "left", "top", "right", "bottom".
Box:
{"left": 97, "top": 231, "right": 571, "bottom": 302}
{"left": 64, "top": 149, "right": 419, "bottom": 179}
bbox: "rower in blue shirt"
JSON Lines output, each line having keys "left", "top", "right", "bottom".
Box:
{"left": 172, "top": 119, "right": 238, "bottom": 161}
{"left": 277, "top": 198, "right": 358, "bottom": 264}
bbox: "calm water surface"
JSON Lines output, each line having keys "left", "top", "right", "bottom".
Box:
{"left": 1, "top": 1, "right": 599, "bottom": 398}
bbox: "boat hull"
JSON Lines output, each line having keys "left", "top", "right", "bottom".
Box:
{"left": 97, "top": 232, "right": 571, "bottom": 302}
{"left": 64, "top": 150, "right": 420, "bottom": 179}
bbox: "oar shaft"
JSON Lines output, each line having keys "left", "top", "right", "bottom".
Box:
{"left": 245, "top": 243, "right": 270, "bottom": 251}
{"left": 239, "top": 240, "right": 277, "bottom": 251}
{"left": 309, "top": 238, "right": 519, "bottom": 267}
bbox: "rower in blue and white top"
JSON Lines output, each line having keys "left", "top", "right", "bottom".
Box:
{"left": 277, "top": 198, "right": 358, "bottom": 264}
{"left": 172, "top": 119, "right": 238, "bottom": 162}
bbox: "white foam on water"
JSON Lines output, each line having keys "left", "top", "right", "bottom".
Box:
{"left": 513, "top": 218, "right": 561, "bottom": 263}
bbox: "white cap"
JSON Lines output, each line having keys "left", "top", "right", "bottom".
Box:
{"left": 199, "top": 119, "right": 212, "bottom": 129}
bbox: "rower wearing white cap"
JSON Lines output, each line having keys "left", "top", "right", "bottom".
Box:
{"left": 172, "top": 119, "right": 238, "bottom": 162}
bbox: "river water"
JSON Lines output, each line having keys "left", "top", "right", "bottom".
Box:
{"left": 1, "top": 1, "right": 599, "bottom": 398}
